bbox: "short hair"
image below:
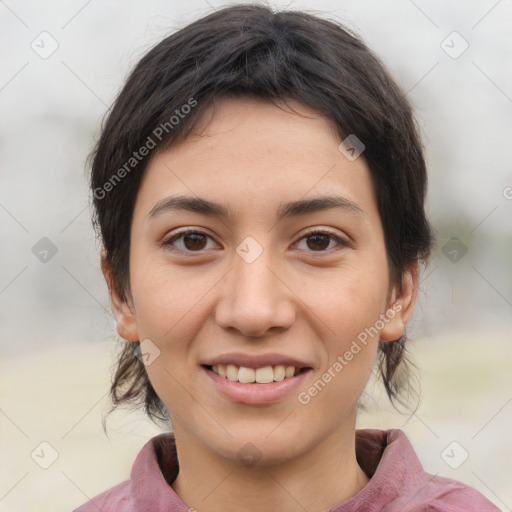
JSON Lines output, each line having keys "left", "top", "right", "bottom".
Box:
{"left": 89, "top": 4, "right": 434, "bottom": 425}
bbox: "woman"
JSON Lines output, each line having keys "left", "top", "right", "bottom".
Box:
{"left": 76, "top": 4, "right": 500, "bottom": 511}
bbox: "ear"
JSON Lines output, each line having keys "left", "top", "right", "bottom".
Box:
{"left": 101, "top": 250, "right": 139, "bottom": 342}
{"left": 379, "top": 261, "right": 419, "bottom": 342}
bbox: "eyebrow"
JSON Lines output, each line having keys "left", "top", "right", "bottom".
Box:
{"left": 147, "top": 194, "right": 365, "bottom": 222}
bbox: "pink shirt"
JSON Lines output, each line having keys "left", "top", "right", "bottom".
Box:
{"left": 73, "top": 429, "right": 500, "bottom": 511}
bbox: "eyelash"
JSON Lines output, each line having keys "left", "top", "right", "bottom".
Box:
{"left": 163, "top": 228, "right": 349, "bottom": 255}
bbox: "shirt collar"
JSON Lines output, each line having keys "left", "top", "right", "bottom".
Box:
{"left": 129, "top": 429, "right": 425, "bottom": 511}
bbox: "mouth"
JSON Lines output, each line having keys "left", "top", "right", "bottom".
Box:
{"left": 202, "top": 363, "right": 309, "bottom": 384}
{"left": 200, "top": 362, "right": 313, "bottom": 405}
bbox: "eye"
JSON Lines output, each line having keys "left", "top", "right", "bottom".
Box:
{"left": 294, "top": 229, "right": 348, "bottom": 253}
{"left": 163, "top": 228, "right": 349, "bottom": 254}
{"left": 163, "top": 228, "right": 217, "bottom": 253}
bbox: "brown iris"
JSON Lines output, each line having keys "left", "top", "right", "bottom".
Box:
{"left": 306, "top": 233, "right": 330, "bottom": 251}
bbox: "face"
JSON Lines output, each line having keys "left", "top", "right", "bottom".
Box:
{"left": 106, "top": 96, "right": 416, "bottom": 466}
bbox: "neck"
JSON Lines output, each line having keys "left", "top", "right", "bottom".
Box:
{"left": 171, "top": 418, "right": 369, "bottom": 512}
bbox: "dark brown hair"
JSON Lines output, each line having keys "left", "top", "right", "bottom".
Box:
{"left": 89, "top": 4, "right": 434, "bottom": 426}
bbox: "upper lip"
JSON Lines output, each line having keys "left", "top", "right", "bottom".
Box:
{"left": 201, "top": 352, "right": 312, "bottom": 369}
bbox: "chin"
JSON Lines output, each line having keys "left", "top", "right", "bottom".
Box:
{"left": 202, "top": 427, "right": 306, "bottom": 468}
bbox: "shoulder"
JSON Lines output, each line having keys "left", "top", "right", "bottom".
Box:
{"left": 72, "top": 480, "right": 132, "bottom": 512}
{"left": 386, "top": 430, "right": 501, "bottom": 511}
{"left": 396, "top": 473, "right": 503, "bottom": 512}
{"left": 71, "top": 431, "right": 180, "bottom": 512}
{"left": 355, "top": 429, "right": 501, "bottom": 512}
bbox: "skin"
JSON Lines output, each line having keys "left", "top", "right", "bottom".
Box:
{"left": 102, "top": 96, "right": 418, "bottom": 512}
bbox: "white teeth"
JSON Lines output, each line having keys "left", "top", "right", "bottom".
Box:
{"left": 273, "top": 365, "right": 286, "bottom": 381}
{"left": 210, "top": 364, "right": 302, "bottom": 383}
{"left": 238, "top": 367, "right": 255, "bottom": 383}
{"left": 255, "top": 366, "right": 273, "bottom": 384}
{"left": 226, "top": 364, "right": 238, "bottom": 381}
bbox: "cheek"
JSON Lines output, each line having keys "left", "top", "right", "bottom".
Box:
{"left": 297, "top": 272, "right": 386, "bottom": 421}
{"left": 130, "top": 255, "right": 212, "bottom": 338}
{"left": 310, "top": 259, "right": 389, "bottom": 338}
{"left": 305, "top": 259, "right": 388, "bottom": 387}
{"left": 129, "top": 260, "right": 214, "bottom": 403}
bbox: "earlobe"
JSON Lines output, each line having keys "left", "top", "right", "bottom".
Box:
{"left": 380, "top": 261, "right": 419, "bottom": 342}
{"left": 101, "top": 250, "right": 139, "bottom": 342}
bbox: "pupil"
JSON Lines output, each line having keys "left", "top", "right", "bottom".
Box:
{"left": 184, "top": 233, "right": 206, "bottom": 250}
{"left": 308, "top": 234, "right": 329, "bottom": 251}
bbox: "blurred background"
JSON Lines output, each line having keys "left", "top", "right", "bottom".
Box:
{"left": 0, "top": 1, "right": 511, "bottom": 510}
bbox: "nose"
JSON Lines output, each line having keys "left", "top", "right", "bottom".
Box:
{"left": 214, "top": 245, "right": 296, "bottom": 338}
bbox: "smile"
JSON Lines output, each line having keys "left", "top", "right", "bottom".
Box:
{"left": 201, "top": 364, "right": 312, "bottom": 405}
{"left": 207, "top": 364, "right": 304, "bottom": 384}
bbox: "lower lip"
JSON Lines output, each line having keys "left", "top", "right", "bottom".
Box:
{"left": 202, "top": 366, "right": 312, "bottom": 405}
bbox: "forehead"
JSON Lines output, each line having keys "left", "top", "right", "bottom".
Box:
{"left": 179, "top": 96, "right": 341, "bottom": 165}
{"left": 134, "top": 96, "right": 379, "bottom": 225}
